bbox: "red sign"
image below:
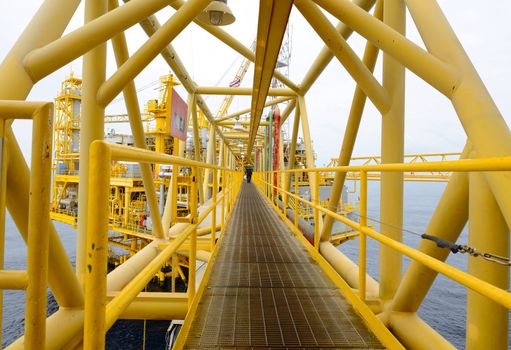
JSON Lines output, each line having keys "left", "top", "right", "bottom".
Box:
{"left": 170, "top": 88, "right": 188, "bottom": 141}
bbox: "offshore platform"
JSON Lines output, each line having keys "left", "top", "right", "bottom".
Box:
{"left": 0, "top": 0, "right": 510, "bottom": 349}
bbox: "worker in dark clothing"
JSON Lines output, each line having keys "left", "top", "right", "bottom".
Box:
{"left": 245, "top": 165, "right": 253, "bottom": 183}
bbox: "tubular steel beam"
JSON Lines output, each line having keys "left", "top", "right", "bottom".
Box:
{"left": 0, "top": 0, "right": 84, "bottom": 311}
{"left": 248, "top": 0, "right": 293, "bottom": 155}
{"left": 313, "top": 0, "right": 459, "bottom": 97}
{"left": 299, "top": 0, "right": 376, "bottom": 93}
{"left": 23, "top": 0, "right": 174, "bottom": 82}
{"left": 168, "top": 0, "right": 299, "bottom": 92}
{"left": 467, "top": 172, "right": 508, "bottom": 349}
{"left": 295, "top": 0, "right": 389, "bottom": 113}
{"left": 109, "top": 0, "right": 164, "bottom": 239}
{"left": 97, "top": 0, "right": 211, "bottom": 106}
{"left": 320, "top": 21, "right": 381, "bottom": 241}
{"left": 132, "top": 11, "right": 235, "bottom": 157}
{"left": 76, "top": 0, "right": 108, "bottom": 288}
{"left": 216, "top": 96, "right": 292, "bottom": 123}
{"left": 405, "top": 0, "right": 511, "bottom": 230}
{"left": 196, "top": 86, "right": 296, "bottom": 97}
{"left": 379, "top": 0, "right": 405, "bottom": 301}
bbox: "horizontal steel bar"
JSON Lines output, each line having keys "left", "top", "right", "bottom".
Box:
{"left": 195, "top": 86, "right": 297, "bottom": 96}
{"left": 0, "top": 270, "right": 29, "bottom": 290}
{"left": 264, "top": 156, "right": 511, "bottom": 173}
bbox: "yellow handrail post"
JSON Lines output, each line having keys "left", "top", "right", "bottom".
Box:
{"left": 359, "top": 170, "right": 367, "bottom": 301}
{"left": 313, "top": 171, "right": 320, "bottom": 250}
{"left": 294, "top": 170, "right": 299, "bottom": 228}
{"left": 188, "top": 166, "right": 198, "bottom": 308}
{"left": 221, "top": 169, "right": 226, "bottom": 232}
{"left": 211, "top": 170, "right": 218, "bottom": 251}
{"left": 84, "top": 141, "right": 111, "bottom": 350}
{"left": 25, "top": 104, "right": 53, "bottom": 349}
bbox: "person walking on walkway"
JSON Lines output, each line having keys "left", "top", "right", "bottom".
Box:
{"left": 245, "top": 165, "right": 253, "bottom": 183}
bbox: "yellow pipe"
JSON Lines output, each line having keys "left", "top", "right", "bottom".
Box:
{"left": 467, "top": 172, "right": 508, "bottom": 349}
{"left": 279, "top": 98, "right": 296, "bottom": 124}
{"left": 390, "top": 312, "right": 455, "bottom": 350}
{"left": 297, "top": 96, "right": 322, "bottom": 229}
{"left": 189, "top": 94, "right": 205, "bottom": 203}
{"left": 196, "top": 86, "right": 296, "bottom": 97}
{"left": 313, "top": 0, "right": 459, "bottom": 97}
{"left": 188, "top": 166, "right": 198, "bottom": 308}
{"left": 97, "top": 0, "right": 211, "bottom": 106}
{"left": 109, "top": 0, "right": 164, "bottom": 239}
{"left": 319, "top": 242, "right": 379, "bottom": 297}
{"left": 108, "top": 142, "right": 227, "bottom": 169}
{"left": 84, "top": 141, "right": 111, "bottom": 350}
{"left": 106, "top": 292, "right": 188, "bottom": 320}
{"left": 406, "top": 0, "right": 511, "bottom": 232}
{"left": 23, "top": 0, "right": 173, "bottom": 82}
{"left": 298, "top": 0, "right": 375, "bottom": 93}
{"left": 211, "top": 171, "right": 217, "bottom": 251}
{"left": 248, "top": 0, "right": 294, "bottom": 154}
{"left": 284, "top": 105, "right": 300, "bottom": 193}
{"left": 0, "top": 119, "right": 5, "bottom": 346}
{"left": 216, "top": 96, "right": 291, "bottom": 123}
{"left": 359, "top": 171, "right": 367, "bottom": 301}
{"left": 0, "top": 271, "right": 28, "bottom": 290}
{"left": 76, "top": 0, "right": 107, "bottom": 288}
{"left": 320, "top": 17, "right": 381, "bottom": 241}
{"left": 295, "top": 0, "right": 389, "bottom": 113}
{"left": 24, "top": 103, "right": 53, "bottom": 350}
{"left": 379, "top": 0, "right": 405, "bottom": 301}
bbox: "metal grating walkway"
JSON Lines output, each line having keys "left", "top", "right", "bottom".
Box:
{"left": 183, "top": 183, "right": 384, "bottom": 349}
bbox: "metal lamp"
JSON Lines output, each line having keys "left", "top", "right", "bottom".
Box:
{"left": 196, "top": 0, "right": 236, "bottom": 26}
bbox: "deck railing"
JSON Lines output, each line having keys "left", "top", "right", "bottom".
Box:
{"left": 254, "top": 158, "right": 511, "bottom": 345}
{"left": 84, "top": 140, "right": 242, "bottom": 349}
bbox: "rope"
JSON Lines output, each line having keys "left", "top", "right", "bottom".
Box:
{"left": 349, "top": 212, "right": 511, "bottom": 266}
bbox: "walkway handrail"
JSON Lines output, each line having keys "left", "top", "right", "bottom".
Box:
{"left": 254, "top": 158, "right": 511, "bottom": 311}
{"left": 84, "top": 140, "right": 242, "bottom": 349}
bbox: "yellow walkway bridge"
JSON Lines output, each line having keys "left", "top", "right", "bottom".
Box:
{"left": 176, "top": 183, "right": 384, "bottom": 348}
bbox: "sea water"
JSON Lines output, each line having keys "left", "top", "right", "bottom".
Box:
{"left": 2, "top": 182, "right": 509, "bottom": 349}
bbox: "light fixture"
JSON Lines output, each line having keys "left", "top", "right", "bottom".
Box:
{"left": 196, "top": 0, "right": 235, "bottom": 26}
{"left": 233, "top": 117, "right": 244, "bottom": 131}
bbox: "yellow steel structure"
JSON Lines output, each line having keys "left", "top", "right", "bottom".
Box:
{"left": 326, "top": 152, "right": 463, "bottom": 182}
{"left": 0, "top": 0, "right": 510, "bottom": 349}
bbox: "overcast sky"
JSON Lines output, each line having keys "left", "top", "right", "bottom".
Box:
{"left": 2, "top": 1, "right": 511, "bottom": 166}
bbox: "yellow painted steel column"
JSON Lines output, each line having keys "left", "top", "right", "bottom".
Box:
{"left": 109, "top": 0, "right": 164, "bottom": 239}
{"left": 24, "top": 105, "right": 53, "bottom": 349}
{"left": 285, "top": 103, "right": 300, "bottom": 193}
{"left": 84, "top": 142, "right": 111, "bottom": 350}
{"left": 221, "top": 168, "right": 226, "bottom": 231}
{"left": 294, "top": 171, "right": 299, "bottom": 228}
{"left": 0, "top": 119, "right": 6, "bottom": 345}
{"left": 188, "top": 167, "right": 198, "bottom": 308}
{"left": 297, "top": 96, "right": 322, "bottom": 229}
{"left": 211, "top": 171, "right": 218, "bottom": 251}
{"left": 77, "top": 0, "right": 107, "bottom": 286}
{"left": 189, "top": 94, "right": 205, "bottom": 204}
{"left": 359, "top": 171, "right": 367, "bottom": 301}
{"left": 313, "top": 173, "right": 320, "bottom": 250}
{"left": 467, "top": 172, "right": 508, "bottom": 349}
{"left": 0, "top": 0, "right": 83, "bottom": 309}
{"left": 379, "top": 0, "right": 405, "bottom": 301}
{"left": 203, "top": 126, "right": 216, "bottom": 200}
{"left": 320, "top": 2, "right": 381, "bottom": 241}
